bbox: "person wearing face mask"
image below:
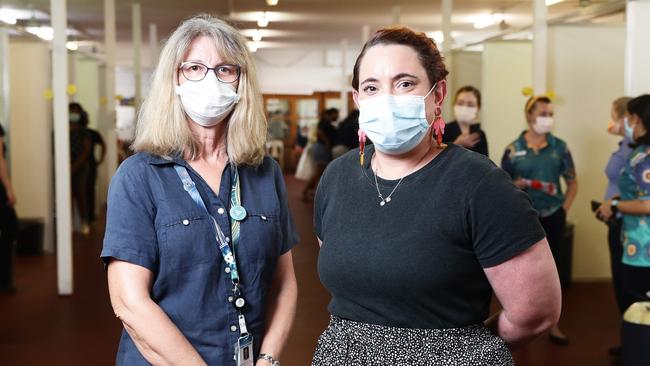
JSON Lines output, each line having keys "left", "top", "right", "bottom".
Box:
{"left": 596, "top": 94, "right": 650, "bottom": 332}
{"left": 312, "top": 27, "right": 561, "bottom": 365}
{"left": 101, "top": 15, "right": 298, "bottom": 366}
{"left": 501, "top": 95, "right": 577, "bottom": 346}
{"left": 69, "top": 102, "right": 92, "bottom": 234}
{"left": 443, "top": 85, "right": 488, "bottom": 156}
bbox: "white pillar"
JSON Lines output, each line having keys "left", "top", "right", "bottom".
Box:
{"left": 532, "top": 0, "right": 548, "bottom": 94}
{"left": 132, "top": 3, "right": 142, "bottom": 110}
{"left": 340, "top": 38, "right": 349, "bottom": 118}
{"left": 0, "top": 27, "right": 9, "bottom": 144}
{"left": 625, "top": 0, "right": 650, "bottom": 96}
{"left": 441, "top": 0, "right": 453, "bottom": 115}
{"left": 361, "top": 25, "right": 370, "bottom": 44}
{"left": 149, "top": 23, "right": 159, "bottom": 68}
{"left": 104, "top": 0, "right": 118, "bottom": 181}
{"left": 51, "top": 0, "right": 73, "bottom": 296}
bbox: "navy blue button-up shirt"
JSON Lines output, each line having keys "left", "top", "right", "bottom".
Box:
{"left": 101, "top": 153, "right": 299, "bottom": 365}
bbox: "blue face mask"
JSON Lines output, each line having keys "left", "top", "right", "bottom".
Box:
{"left": 358, "top": 84, "right": 436, "bottom": 155}
{"left": 624, "top": 117, "right": 634, "bottom": 141}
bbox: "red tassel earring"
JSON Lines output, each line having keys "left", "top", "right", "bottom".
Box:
{"left": 358, "top": 129, "right": 367, "bottom": 166}
{"left": 432, "top": 106, "right": 446, "bottom": 146}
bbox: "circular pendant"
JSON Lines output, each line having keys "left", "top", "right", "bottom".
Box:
{"left": 380, "top": 200, "right": 386, "bottom": 206}
{"left": 233, "top": 296, "right": 247, "bottom": 310}
{"left": 385, "top": 197, "right": 391, "bottom": 203}
{"left": 230, "top": 205, "right": 247, "bottom": 221}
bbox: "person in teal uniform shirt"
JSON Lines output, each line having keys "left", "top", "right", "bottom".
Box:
{"left": 501, "top": 95, "right": 578, "bottom": 345}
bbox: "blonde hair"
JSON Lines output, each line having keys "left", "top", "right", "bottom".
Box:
{"left": 132, "top": 14, "right": 267, "bottom": 166}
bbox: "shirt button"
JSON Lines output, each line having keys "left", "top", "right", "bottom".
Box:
{"left": 218, "top": 208, "right": 225, "bottom": 215}
{"left": 225, "top": 267, "right": 231, "bottom": 274}
{"left": 225, "top": 237, "right": 231, "bottom": 243}
{"left": 261, "top": 215, "right": 267, "bottom": 220}
{"left": 230, "top": 325, "right": 238, "bottom": 332}
{"left": 182, "top": 219, "right": 189, "bottom": 226}
{"left": 227, "top": 296, "right": 234, "bottom": 302}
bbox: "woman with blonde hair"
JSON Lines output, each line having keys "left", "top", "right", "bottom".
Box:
{"left": 102, "top": 15, "right": 298, "bottom": 366}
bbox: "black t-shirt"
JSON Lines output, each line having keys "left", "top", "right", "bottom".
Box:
{"left": 0, "top": 124, "right": 6, "bottom": 157}
{"left": 314, "top": 144, "right": 545, "bottom": 329}
{"left": 443, "top": 121, "right": 489, "bottom": 157}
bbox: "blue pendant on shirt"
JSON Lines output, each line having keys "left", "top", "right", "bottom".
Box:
{"left": 230, "top": 205, "right": 247, "bottom": 221}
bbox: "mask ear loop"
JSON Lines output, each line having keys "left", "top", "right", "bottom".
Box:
{"left": 433, "top": 105, "right": 446, "bottom": 146}
{"left": 358, "top": 129, "right": 367, "bottom": 166}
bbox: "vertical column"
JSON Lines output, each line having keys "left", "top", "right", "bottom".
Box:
{"left": 104, "top": 0, "right": 118, "bottom": 181}
{"left": 51, "top": 0, "right": 73, "bottom": 295}
{"left": 532, "top": 0, "right": 548, "bottom": 94}
{"left": 0, "top": 27, "right": 9, "bottom": 153}
{"left": 625, "top": 0, "right": 650, "bottom": 96}
{"left": 149, "top": 23, "right": 158, "bottom": 68}
{"left": 441, "top": 0, "right": 453, "bottom": 115}
{"left": 392, "top": 6, "right": 401, "bottom": 25}
{"left": 132, "top": 3, "right": 142, "bottom": 109}
{"left": 340, "top": 39, "right": 349, "bottom": 118}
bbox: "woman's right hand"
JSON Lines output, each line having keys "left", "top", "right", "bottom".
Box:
{"left": 454, "top": 132, "right": 480, "bottom": 148}
{"left": 513, "top": 178, "right": 528, "bottom": 189}
{"left": 595, "top": 201, "right": 613, "bottom": 222}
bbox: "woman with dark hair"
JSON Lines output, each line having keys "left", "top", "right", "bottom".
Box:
{"left": 69, "top": 102, "right": 92, "bottom": 234}
{"left": 312, "top": 26, "right": 561, "bottom": 365}
{"left": 501, "top": 96, "right": 578, "bottom": 345}
{"left": 443, "top": 85, "right": 488, "bottom": 156}
{"left": 596, "top": 94, "right": 650, "bottom": 316}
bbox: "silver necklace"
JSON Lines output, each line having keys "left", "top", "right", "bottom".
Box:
{"left": 372, "top": 145, "right": 433, "bottom": 207}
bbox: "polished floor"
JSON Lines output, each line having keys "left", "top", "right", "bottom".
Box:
{"left": 0, "top": 176, "right": 620, "bottom": 366}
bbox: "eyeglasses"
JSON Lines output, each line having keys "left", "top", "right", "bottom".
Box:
{"left": 179, "top": 61, "right": 241, "bottom": 83}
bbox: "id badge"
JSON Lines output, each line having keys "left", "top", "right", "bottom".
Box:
{"left": 234, "top": 334, "right": 254, "bottom": 366}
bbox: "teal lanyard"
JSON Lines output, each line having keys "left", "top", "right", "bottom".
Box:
{"left": 174, "top": 165, "right": 244, "bottom": 286}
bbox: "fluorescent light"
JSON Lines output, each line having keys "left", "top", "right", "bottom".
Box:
{"left": 252, "top": 29, "right": 262, "bottom": 42}
{"left": 247, "top": 41, "right": 258, "bottom": 52}
{"left": 0, "top": 9, "right": 17, "bottom": 24}
{"left": 257, "top": 12, "right": 269, "bottom": 27}
{"left": 66, "top": 41, "right": 78, "bottom": 51}
{"left": 266, "top": 0, "right": 279, "bottom": 5}
{"left": 26, "top": 25, "right": 53, "bottom": 41}
{"left": 473, "top": 13, "right": 505, "bottom": 29}
{"left": 427, "top": 31, "right": 444, "bottom": 44}
{"left": 545, "top": 0, "right": 563, "bottom": 5}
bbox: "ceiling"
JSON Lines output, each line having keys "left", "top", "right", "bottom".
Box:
{"left": 0, "top": 0, "right": 624, "bottom": 50}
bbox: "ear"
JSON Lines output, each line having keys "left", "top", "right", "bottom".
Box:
{"left": 434, "top": 80, "right": 448, "bottom": 107}
{"left": 352, "top": 90, "right": 360, "bottom": 109}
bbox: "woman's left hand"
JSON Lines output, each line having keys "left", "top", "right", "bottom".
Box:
{"left": 595, "top": 200, "right": 613, "bottom": 221}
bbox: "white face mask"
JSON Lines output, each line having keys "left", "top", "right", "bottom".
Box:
{"left": 533, "top": 116, "right": 554, "bottom": 134}
{"left": 454, "top": 105, "right": 478, "bottom": 124}
{"left": 175, "top": 72, "right": 240, "bottom": 127}
{"left": 358, "top": 85, "right": 435, "bottom": 155}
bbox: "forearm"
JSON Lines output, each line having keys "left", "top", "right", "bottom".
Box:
{"left": 485, "top": 309, "right": 555, "bottom": 350}
{"left": 114, "top": 298, "right": 206, "bottom": 366}
{"left": 258, "top": 279, "right": 297, "bottom": 360}
{"left": 562, "top": 180, "right": 577, "bottom": 211}
{"left": 617, "top": 199, "right": 650, "bottom": 216}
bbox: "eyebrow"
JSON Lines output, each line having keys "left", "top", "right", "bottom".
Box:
{"left": 360, "top": 73, "right": 420, "bottom": 86}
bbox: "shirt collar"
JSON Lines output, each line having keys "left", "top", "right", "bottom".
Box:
{"left": 146, "top": 153, "right": 186, "bottom": 166}
{"left": 517, "top": 130, "right": 557, "bottom": 150}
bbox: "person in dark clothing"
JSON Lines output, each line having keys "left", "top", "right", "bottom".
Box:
{"left": 69, "top": 103, "right": 92, "bottom": 234}
{"left": 80, "top": 111, "right": 106, "bottom": 224}
{"left": 443, "top": 86, "right": 488, "bottom": 156}
{"left": 0, "top": 123, "right": 18, "bottom": 294}
{"left": 336, "top": 109, "right": 360, "bottom": 150}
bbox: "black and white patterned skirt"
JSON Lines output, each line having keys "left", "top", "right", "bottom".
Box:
{"left": 312, "top": 316, "right": 515, "bottom": 366}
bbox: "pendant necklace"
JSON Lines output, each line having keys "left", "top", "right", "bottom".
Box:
{"left": 372, "top": 144, "right": 433, "bottom": 207}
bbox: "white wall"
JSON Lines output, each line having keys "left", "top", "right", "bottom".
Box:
{"left": 9, "top": 40, "right": 54, "bottom": 252}
{"left": 450, "top": 50, "right": 483, "bottom": 120}
{"left": 253, "top": 48, "right": 360, "bottom": 95}
{"left": 481, "top": 41, "right": 533, "bottom": 162}
{"left": 548, "top": 24, "right": 626, "bottom": 280}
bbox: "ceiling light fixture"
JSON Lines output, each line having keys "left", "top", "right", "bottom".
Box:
{"left": 247, "top": 41, "right": 258, "bottom": 53}
{"left": 257, "top": 12, "right": 269, "bottom": 27}
{"left": 0, "top": 8, "right": 17, "bottom": 24}
{"left": 266, "top": 0, "right": 279, "bottom": 6}
{"left": 252, "top": 29, "right": 262, "bottom": 42}
{"left": 66, "top": 41, "right": 78, "bottom": 51}
{"left": 545, "top": 0, "right": 563, "bottom": 6}
{"left": 473, "top": 13, "right": 504, "bottom": 29}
